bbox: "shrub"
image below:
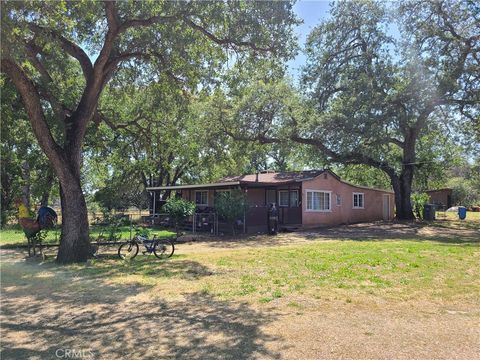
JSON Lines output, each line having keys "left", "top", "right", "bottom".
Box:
{"left": 214, "top": 190, "right": 249, "bottom": 235}
{"left": 411, "top": 192, "right": 430, "bottom": 219}
{"left": 448, "top": 177, "right": 480, "bottom": 208}
{"left": 163, "top": 197, "right": 195, "bottom": 236}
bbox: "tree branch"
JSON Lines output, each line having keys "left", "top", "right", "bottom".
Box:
{"left": 118, "top": 14, "right": 182, "bottom": 33}
{"left": 104, "top": 0, "right": 120, "bottom": 31}
{"left": 29, "top": 24, "right": 93, "bottom": 79}
{"left": 1, "top": 58, "right": 65, "bottom": 174}
{"left": 104, "top": 51, "right": 185, "bottom": 84}
{"left": 25, "top": 42, "right": 69, "bottom": 124}
{"left": 183, "top": 17, "right": 275, "bottom": 52}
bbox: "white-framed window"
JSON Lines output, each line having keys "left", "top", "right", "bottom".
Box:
{"left": 278, "top": 190, "right": 299, "bottom": 207}
{"left": 353, "top": 192, "right": 364, "bottom": 209}
{"left": 306, "top": 190, "right": 331, "bottom": 212}
{"left": 195, "top": 190, "right": 208, "bottom": 206}
{"left": 279, "top": 191, "right": 289, "bottom": 207}
{"left": 336, "top": 194, "right": 342, "bottom": 206}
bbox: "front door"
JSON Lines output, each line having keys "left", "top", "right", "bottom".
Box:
{"left": 383, "top": 194, "right": 390, "bottom": 220}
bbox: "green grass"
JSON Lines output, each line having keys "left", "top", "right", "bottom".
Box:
{"left": 3, "top": 215, "right": 478, "bottom": 306}
{"left": 0, "top": 225, "right": 175, "bottom": 246}
{"left": 202, "top": 240, "right": 478, "bottom": 303}
{"left": 53, "top": 235, "right": 479, "bottom": 306}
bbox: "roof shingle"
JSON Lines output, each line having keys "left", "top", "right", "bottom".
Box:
{"left": 220, "top": 170, "right": 328, "bottom": 184}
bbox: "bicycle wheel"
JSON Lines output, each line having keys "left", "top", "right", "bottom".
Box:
{"left": 153, "top": 239, "right": 174, "bottom": 259}
{"left": 118, "top": 241, "right": 139, "bottom": 260}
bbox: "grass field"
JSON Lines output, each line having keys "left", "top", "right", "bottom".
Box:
{"left": 69, "top": 235, "right": 479, "bottom": 306}
{"left": 2, "top": 218, "right": 479, "bottom": 359}
{"left": 7, "top": 213, "right": 479, "bottom": 306}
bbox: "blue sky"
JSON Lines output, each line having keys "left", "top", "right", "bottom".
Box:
{"left": 288, "top": 1, "right": 332, "bottom": 77}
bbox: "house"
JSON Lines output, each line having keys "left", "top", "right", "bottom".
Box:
{"left": 425, "top": 188, "right": 453, "bottom": 209}
{"left": 146, "top": 169, "right": 395, "bottom": 233}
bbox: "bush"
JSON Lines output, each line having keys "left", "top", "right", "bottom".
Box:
{"left": 163, "top": 197, "right": 195, "bottom": 236}
{"left": 214, "top": 190, "right": 249, "bottom": 235}
{"left": 448, "top": 177, "right": 480, "bottom": 208}
{"left": 411, "top": 192, "right": 430, "bottom": 219}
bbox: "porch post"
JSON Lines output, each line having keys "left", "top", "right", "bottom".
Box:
{"left": 153, "top": 191, "right": 156, "bottom": 215}
{"left": 288, "top": 185, "right": 291, "bottom": 208}
{"left": 299, "top": 183, "right": 303, "bottom": 224}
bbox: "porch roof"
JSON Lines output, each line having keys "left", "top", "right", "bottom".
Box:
{"left": 147, "top": 169, "right": 331, "bottom": 191}
{"left": 220, "top": 169, "right": 329, "bottom": 184}
{"left": 146, "top": 181, "right": 240, "bottom": 191}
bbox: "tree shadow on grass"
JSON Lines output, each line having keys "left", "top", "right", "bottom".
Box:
{"left": 187, "top": 221, "right": 479, "bottom": 249}
{"left": 1, "top": 250, "right": 285, "bottom": 359}
{"left": 1, "top": 291, "right": 283, "bottom": 359}
{"left": 304, "top": 221, "right": 480, "bottom": 245}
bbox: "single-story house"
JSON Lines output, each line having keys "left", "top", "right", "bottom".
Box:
{"left": 425, "top": 188, "right": 453, "bottom": 209}
{"left": 146, "top": 169, "right": 395, "bottom": 233}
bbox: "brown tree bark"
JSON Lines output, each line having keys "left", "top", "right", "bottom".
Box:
{"left": 1, "top": 58, "right": 93, "bottom": 263}
{"left": 57, "top": 178, "right": 91, "bottom": 263}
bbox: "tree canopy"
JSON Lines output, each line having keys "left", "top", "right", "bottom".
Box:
{"left": 217, "top": 0, "right": 479, "bottom": 219}
{"left": 1, "top": 0, "right": 299, "bottom": 262}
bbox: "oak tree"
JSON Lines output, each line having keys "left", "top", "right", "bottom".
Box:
{"left": 1, "top": 0, "right": 297, "bottom": 262}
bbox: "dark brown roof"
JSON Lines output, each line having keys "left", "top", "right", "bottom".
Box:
{"left": 220, "top": 169, "right": 332, "bottom": 184}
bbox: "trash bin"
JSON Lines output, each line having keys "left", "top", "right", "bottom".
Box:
{"left": 267, "top": 203, "right": 279, "bottom": 235}
{"left": 458, "top": 206, "right": 467, "bottom": 220}
{"left": 423, "top": 204, "right": 436, "bottom": 221}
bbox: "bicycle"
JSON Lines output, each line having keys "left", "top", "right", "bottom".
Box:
{"left": 118, "top": 234, "right": 174, "bottom": 260}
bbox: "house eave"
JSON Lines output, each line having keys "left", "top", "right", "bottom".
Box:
{"left": 146, "top": 181, "right": 241, "bottom": 191}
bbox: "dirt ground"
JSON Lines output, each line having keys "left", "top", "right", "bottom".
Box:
{"left": 1, "top": 222, "right": 479, "bottom": 360}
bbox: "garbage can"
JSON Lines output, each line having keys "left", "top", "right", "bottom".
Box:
{"left": 458, "top": 206, "right": 467, "bottom": 220}
{"left": 267, "top": 203, "right": 279, "bottom": 235}
{"left": 423, "top": 204, "right": 436, "bottom": 221}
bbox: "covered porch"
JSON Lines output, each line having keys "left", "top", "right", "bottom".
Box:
{"left": 146, "top": 182, "right": 303, "bottom": 234}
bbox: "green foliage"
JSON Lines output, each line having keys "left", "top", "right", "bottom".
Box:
{"left": 163, "top": 197, "right": 196, "bottom": 234}
{"left": 214, "top": 190, "right": 249, "bottom": 234}
{"left": 448, "top": 177, "right": 480, "bottom": 208}
{"left": 93, "top": 173, "right": 148, "bottom": 213}
{"left": 134, "top": 226, "right": 151, "bottom": 239}
{"left": 335, "top": 165, "right": 391, "bottom": 190}
{"left": 215, "top": 0, "right": 478, "bottom": 219}
{"left": 411, "top": 192, "right": 430, "bottom": 219}
{"left": 0, "top": 81, "right": 56, "bottom": 226}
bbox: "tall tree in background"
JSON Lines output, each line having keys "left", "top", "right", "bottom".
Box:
{"left": 299, "top": 0, "right": 479, "bottom": 219}
{"left": 221, "top": 0, "right": 479, "bottom": 220}
{"left": 1, "top": 1, "right": 298, "bottom": 262}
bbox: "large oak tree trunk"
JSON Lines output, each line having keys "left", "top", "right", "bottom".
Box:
{"left": 390, "top": 132, "right": 416, "bottom": 221}
{"left": 56, "top": 173, "right": 91, "bottom": 263}
{"left": 391, "top": 175, "right": 415, "bottom": 220}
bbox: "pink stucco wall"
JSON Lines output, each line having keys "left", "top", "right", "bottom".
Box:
{"left": 301, "top": 173, "right": 394, "bottom": 227}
